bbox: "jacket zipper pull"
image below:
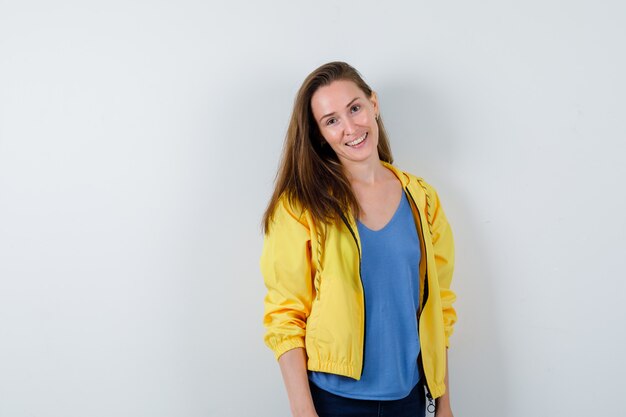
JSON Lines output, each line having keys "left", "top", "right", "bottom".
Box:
{"left": 426, "top": 391, "right": 435, "bottom": 414}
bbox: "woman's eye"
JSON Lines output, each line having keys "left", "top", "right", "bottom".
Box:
{"left": 326, "top": 118, "right": 337, "bottom": 126}
{"left": 351, "top": 104, "right": 361, "bottom": 113}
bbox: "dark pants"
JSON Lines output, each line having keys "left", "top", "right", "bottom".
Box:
{"left": 309, "top": 380, "right": 426, "bottom": 417}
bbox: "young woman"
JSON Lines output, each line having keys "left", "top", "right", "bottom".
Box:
{"left": 261, "top": 62, "right": 457, "bottom": 417}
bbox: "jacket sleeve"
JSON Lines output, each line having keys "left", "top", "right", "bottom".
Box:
{"left": 260, "top": 199, "right": 314, "bottom": 360}
{"left": 425, "top": 182, "right": 457, "bottom": 347}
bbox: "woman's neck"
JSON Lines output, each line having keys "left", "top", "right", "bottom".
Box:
{"left": 342, "top": 158, "right": 386, "bottom": 186}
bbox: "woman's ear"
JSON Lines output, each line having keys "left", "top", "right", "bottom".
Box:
{"left": 369, "top": 91, "right": 379, "bottom": 116}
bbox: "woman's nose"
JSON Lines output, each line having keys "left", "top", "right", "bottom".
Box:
{"left": 343, "top": 118, "right": 356, "bottom": 135}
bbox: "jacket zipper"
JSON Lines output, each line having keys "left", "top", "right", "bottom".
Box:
{"left": 338, "top": 212, "right": 366, "bottom": 378}
{"left": 404, "top": 187, "right": 436, "bottom": 408}
{"left": 405, "top": 187, "right": 430, "bottom": 320}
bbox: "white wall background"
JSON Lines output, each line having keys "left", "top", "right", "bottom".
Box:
{"left": 1, "top": 1, "right": 624, "bottom": 416}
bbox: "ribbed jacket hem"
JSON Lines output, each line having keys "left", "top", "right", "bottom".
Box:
{"left": 307, "top": 359, "right": 359, "bottom": 380}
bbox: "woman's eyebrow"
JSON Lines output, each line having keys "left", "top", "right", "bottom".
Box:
{"left": 345, "top": 97, "right": 359, "bottom": 108}
{"left": 319, "top": 97, "right": 360, "bottom": 122}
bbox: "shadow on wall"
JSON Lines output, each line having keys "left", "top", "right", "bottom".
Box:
{"left": 380, "top": 80, "right": 510, "bottom": 416}
{"left": 375, "top": 79, "right": 458, "bottom": 171}
{"left": 447, "top": 194, "right": 509, "bottom": 417}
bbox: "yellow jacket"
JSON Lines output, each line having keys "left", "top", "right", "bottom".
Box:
{"left": 261, "top": 162, "right": 456, "bottom": 398}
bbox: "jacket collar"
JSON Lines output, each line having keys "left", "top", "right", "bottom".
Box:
{"left": 381, "top": 160, "right": 411, "bottom": 188}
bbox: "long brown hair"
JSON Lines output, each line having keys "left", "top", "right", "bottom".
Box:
{"left": 262, "top": 61, "right": 393, "bottom": 233}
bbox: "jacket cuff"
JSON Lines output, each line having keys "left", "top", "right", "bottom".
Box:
{"left": 271, "top": 337, "right": 306, "bottom": 361}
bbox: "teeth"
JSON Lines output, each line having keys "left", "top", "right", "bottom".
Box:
{"left": 347, "top": 133, "right": 367, "bottom": 146}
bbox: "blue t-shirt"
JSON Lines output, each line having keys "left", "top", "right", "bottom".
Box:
{"left": 309, "top": 192, "right": 422, "bottom": 400}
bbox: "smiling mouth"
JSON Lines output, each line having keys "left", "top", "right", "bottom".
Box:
{"left": 346, "top": 133, "right": 367, "bottom": 147}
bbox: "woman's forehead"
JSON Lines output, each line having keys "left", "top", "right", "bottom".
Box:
{"left": 311, "top": 80, "right": 367, "bottom": 114}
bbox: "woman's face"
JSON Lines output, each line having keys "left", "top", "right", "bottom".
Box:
{"left": 310, "top": 80, "right": 380, "bottom": 166}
